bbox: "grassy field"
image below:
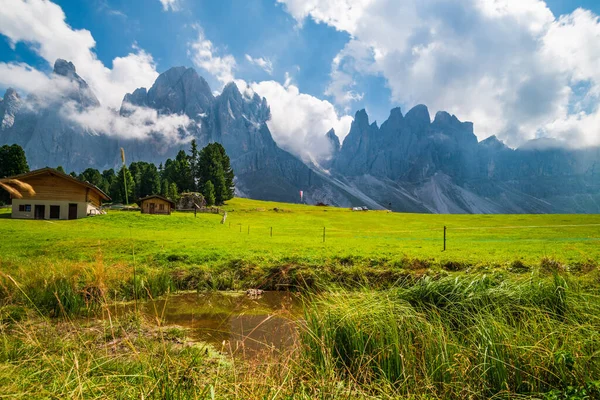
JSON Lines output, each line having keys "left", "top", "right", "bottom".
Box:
{"left": 1, "top": 197, "right": 599, "bottom": 269}
{"left": 1, "top": 198, "right": 600, "bottom": 398}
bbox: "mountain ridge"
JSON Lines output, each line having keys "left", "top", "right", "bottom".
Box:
{"left": 1, "top": 59, "right": 599, "bottom": 213}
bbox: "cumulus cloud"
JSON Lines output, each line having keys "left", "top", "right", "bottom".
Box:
{"left": 159, "top": 0, "right": 180, "bottom": 12}
{"left": 63, "top": 102, "right": 194, "bottom": 143}
{"left": 245, "top": 54, "right": 274, "bottom": 75}
{"left": 0, "top": 0, "right": 159, "bottom": 108}
{"left": 188, "top": 26, "right": 352, "bottom": 162}
{"left": 0, "top": 62, "right": 78, "bottom": 103}
{"left": 0, "top": 0, "right": 192, "bottom": 144}
{"left": 250, "top": 79, "right": 353, "bottom": 163}
{"left": 188, "top": 26, "right": 236, "bottom": 86}
{"left": 278, "top": 0, "right": 600, "bottom": 147}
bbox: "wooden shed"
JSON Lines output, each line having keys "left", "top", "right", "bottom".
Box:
{"left": 138, "top": 195, "right": 175, "bottom": 215}
{"left": 4, "top": 168, "right": 111, "bottom": 220}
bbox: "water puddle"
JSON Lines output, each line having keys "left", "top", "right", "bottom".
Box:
{"left": 111, "top": 291, "right": 301, "bottom": 357}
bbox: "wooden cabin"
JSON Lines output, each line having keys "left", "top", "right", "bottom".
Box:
{"left": 5, "top": 168, "right": 111, "bottom": 220}
{"left": 138, "top": 195, "right": 174, "bottom": 215}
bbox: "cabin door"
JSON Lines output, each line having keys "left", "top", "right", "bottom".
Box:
{"left": 68, "top": 203, "right": 78, "bottom": 220}
{"left": 149, "top": 203, "right": 155, "bottom": 214}
{"left": 34, "top": 205, "right": 45, "bottom": 220}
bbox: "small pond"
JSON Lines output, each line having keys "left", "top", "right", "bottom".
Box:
{"left": 111, "top": 291, "right": 302, "bottom": 356}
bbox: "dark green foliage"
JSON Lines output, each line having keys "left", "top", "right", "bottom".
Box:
{"left": 203, "top": 180, "right": 215, "bottom": 206}
{"left": 110, "top": 166, "right": 135, "bottom": 204}
{"left": 79, "top": 168, "right": 103, "bottom": 187}
{"left": 130, "top": 161, "right": 161, "bottom": 200}
{"left": 168, "top": 182, "right": 180, "bottom": 202}
{"left": 189, "top": 139, "right": 199, "bottom": 191}
{"left": 197, "top": 143, "right": 234, "bottom": 205}
{"left": 55, "top": 166, "right": 65, "bottom": 173}
{"left": 0, "top": 144, "right": 29, "bottom": 178}
{"left": 0, "top": 144, "right": 29, "bottom": 203}
{"left": 163, "top": 151, "right": 193, "bottom": 193}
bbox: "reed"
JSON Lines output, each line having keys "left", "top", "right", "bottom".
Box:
{"left": 301, "top": 274, "right": 600, "bottom": 398}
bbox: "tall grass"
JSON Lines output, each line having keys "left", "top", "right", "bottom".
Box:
{"left": 301, "top": 274, "right": 600, "bottom": 398}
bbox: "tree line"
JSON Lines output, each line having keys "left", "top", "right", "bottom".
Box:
{"left": 0, "top": 141, "right": 235, "bottom": 207}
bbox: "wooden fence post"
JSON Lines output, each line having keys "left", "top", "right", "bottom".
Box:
{"left": 443, "top": 226, "right": 447, "bottom": 251}
{"left": 323, "top": 227, "right": 326, "bottom": 243}
{"left": 270, "top": 227, "right": 273, "bottom": 237}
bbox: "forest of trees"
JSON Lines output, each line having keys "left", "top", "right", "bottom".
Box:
{"left": 0, "top": 141, "right": 235, "bottom": 207}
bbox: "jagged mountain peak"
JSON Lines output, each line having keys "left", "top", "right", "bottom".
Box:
{"left": 140, "top": 65, "right": 213, "bottom": 119}
{"left": 325, "top": 129, "right": 340, "bottom": 154}
{"left": 51, "top": 59, "right": 100, "bottom": 108}
{"left": 389, "top": 107, "right": 403, "bottom": 120}
{"left": 53, "top": 59, "right": 77, "bottom": 77}
{"left": 480, "top": 135, "right": 508, "bottom": 151}
{"left": 431, "top": 110, "right": 475, "bottom": 140}
{"left": 354, "top": 108, "right": 369, "bottom": 123}
{"left": 221, "top": 81, "right": 241, "bottom": 97}
{"left": 0, "top": 87, "right": 23, "bottom": 130}
{"left": 405, "top": 104, "right": 430, "bottom": 122}
{"left": 3, "top": 87, "right": 19, "bottom": 100}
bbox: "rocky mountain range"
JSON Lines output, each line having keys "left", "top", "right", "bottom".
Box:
{"left": 1, "top": 59, "right": 599, "bottom": 213}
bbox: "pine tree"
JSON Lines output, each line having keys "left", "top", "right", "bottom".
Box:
{"left": 197, "top": 143, "right": 235, "bottom": 205}
{"left": 111, "top": 166, "right": 134, "bottom": 204}
{"left": 0, "top": 144, "right": 29, "bottom": 178}
{"left": 168, "top": 182, "right": 180, "bottom": 202}
{"left": 189, "top": 139, "right": 199, "bottom": 191}
{"left": 203, "top": 180, "right": 215, "bottom": 206}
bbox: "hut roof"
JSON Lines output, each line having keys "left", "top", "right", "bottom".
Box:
{"left": 137, "top": 194, "right": 175, "bottom": 207}
{"left": 2, "top": 167, "right": 111, "bottom": 201}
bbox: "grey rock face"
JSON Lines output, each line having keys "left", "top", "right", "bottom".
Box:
{"left": 53, "top": 59, "right": 100, "bottom": 108}
{"left": 330, "top": 106, "right": 599, "bottom": 213}
{"left": 326, "top": 129, "right": 340, "bottom": 154}
{"left": 0, "top": 88, "right": 22, "bottom": 130}
{"left": 1, "top": 59, "right": 598, "bottom": 213}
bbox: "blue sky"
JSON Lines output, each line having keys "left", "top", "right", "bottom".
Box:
{"left": 1, "top": 0, "right": 600, "bottom": 158}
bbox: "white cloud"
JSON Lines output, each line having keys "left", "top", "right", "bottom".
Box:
{"left": 159, "top": 0, "right": 180, "bottom": 12}
{"left": 251, "top": 79, "right": 353, "bottom": 163}
{"left": 0, "top": 62, "right": 77, "bottom": 103}
{"left": 187, "top": 26, "right": 353, "bottom": 162}
{"left": 188, "top": 26, "right": 236, "bottom": 86}
{"left": 278, "top": 0, "right": 600, "bottom": 147}
{"left": 64, "top": 102, "right": 194, "bottom": 143}
{"left": 0, "top": 0, "right": 190, "bottom": 144}
{"left": 0, "top": 0, "right": 159, "bottom": 109}
{"left": 245, "top": 54, "right": 274, "bottom": 75}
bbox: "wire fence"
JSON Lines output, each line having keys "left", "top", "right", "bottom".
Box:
{"left": 222, "top": 221, "right": 600, "bottom": 250}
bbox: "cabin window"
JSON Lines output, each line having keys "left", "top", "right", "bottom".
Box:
{"left": 159, "top": 204, "right": 165, "bottom": 211}
{"left": 18, "top": 204, "right": 31, "bottom": 212}
{"left": 49, "top": 205, "right": 60, "bottom": 219}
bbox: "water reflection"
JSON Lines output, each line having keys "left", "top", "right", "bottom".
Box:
{"left": 115, "top": 291, "right": 301, "bottom": 356}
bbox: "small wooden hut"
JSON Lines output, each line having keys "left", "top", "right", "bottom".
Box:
{"left": 138, "top": 195, "right": 175, "bottom": 215}
{"left": 4, "top": 168, "right": 110, "bottom": 220}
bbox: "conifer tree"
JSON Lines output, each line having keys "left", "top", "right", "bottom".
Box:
{"left": 203, "top": 180, "right": 215, "bottom": 206}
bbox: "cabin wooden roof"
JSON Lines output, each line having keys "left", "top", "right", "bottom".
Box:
{"left": 137, "top": 194, "right": 175, "bottom": 207}
{"left": 3, "top": 167, "right": 111, "bottom": 201}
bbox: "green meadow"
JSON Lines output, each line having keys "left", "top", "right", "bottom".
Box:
{"left": 1, "top": 199, "right": 600, "bottom": 399}
{"left": 1, "top": 197, "right": 599, "bottom": 269}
